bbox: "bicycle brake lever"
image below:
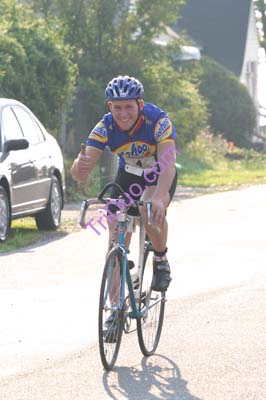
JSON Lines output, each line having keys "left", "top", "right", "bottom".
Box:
{"left": 145, "top": 201, "right": 161, "bottom": 233}
{"left": 146, "top": 201, "right": 152, "bottom": 225}
{"left": 78, "top": 199, "right": 88, "bottom": 227}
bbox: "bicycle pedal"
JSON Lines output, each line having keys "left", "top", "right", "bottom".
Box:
{"left": 140, "top": 291, "right": 146, "bottom": 300}
{"left": 133, "top": 278, "right": 140, "bottom": 290}
{"left": 128, "top": 260, "right": 135, "bottom": 270}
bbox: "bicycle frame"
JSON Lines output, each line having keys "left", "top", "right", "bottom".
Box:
{"left": 112, "top": 207, "right": 145, "bottom": 320}
{"left": 79, "top": 184, "right": 160, "bottom": 323}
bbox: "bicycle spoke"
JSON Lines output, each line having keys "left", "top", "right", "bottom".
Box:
{"left": 98, "top": 248, "right": 124, "bottom": 370}
{"left": 137, "top": 247, "right": 165, "bottom": 356}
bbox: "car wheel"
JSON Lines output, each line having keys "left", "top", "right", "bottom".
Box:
{"left": 0, "top": 186, "right": 10, "bottom": 242}
{"left": 35, "top": 175, "right": 63, "bottom": 230}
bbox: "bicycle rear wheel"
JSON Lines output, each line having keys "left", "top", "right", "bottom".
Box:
{"left": 137, "top": 245, "right": 165, "bottom": 356}
{"left": 98, "top": 247, "right": 124, "bottom": 371}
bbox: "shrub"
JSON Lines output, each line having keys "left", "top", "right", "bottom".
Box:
{"left": 141, "top": 63, "right": 208, "bottom": 148}
{"left": 185, "top": 130, "right": 229, "bottom": 164}
{"left": 198, "top": 56, "right": 256, "bottom": 148}
{"left": 0, "top": 0, "right": 77, "bottom": 133}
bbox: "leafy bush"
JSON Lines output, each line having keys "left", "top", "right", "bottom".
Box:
{"left": 141, "top": 63, "right": 208, "bottom": 148}
{"left": 0, "top": 0, "right": 77, "bottom": 133}
{"left": 185, "top": 131, "right": 229, "bottom": 163}
{"left": 178, "top": 131, "right": 229, "bottom": 174}
{"left": 198, "top": 56, "right": 256, "bottom": 148}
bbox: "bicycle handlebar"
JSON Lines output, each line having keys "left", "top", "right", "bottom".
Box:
{"left": 98, "top": 182, "right": 128, "bottom": 204}
{"left": 78, "top": 182, "right": 153, "bottom": 228}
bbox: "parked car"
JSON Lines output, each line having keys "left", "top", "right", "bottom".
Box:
{"left": 0, "top": 98, "right": 65, "bottom": 241}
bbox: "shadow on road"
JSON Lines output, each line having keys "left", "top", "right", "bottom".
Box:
{"left": 102, "top": 354, "right": 203, "bottom": 400}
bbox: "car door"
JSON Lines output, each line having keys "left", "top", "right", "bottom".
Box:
{"left": 11, "top": 106, "right": 52, "bottom": 210}
{"left": 1, "top": 106, "right": 35, "bottom": 215}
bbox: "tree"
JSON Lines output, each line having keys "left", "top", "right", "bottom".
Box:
{"left": 26, "top": 0, "right": 188, "bottom": 154}
{"left": 198, "top": 56, "right": 256, "bottom": 148}
{"left": 142, "top": 63, "right": 207, "bottom": 148}
{"left": 0, "top": 0, "right": 76, "bottom": 134}
{"left": 254, "top": 0, "right": 266, "bottom": 50}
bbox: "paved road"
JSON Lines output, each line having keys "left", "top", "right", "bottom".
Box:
{"left": 0, "top": 185, "right": 266, "bottom": 399}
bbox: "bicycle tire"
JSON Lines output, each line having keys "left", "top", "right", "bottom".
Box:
{"left": 137, "top": 245, "right": 165, "bottom": 356}
{"left": 98, "top": 247, "right": 124, "bottom": 371}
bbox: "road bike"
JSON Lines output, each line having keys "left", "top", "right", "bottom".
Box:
{"left": 79, "top": 182, "right": 166, "bottom": 371}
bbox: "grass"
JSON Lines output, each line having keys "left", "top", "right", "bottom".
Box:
{"left": 179, "top": 161, "right": 266, "bottom": 187}
{"left": 0, "top": 216, "right": 76, "bottom": 254}
{"left": 1, "top": 131, "right": 266, "bottom": 253}
{"left": 177, "top": 132, "right": 266, "bottom": 187}
{"left": 0, "top": 218, "right": 43, "bottom": 253}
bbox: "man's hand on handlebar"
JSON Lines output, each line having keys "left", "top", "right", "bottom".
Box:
{"left": 148, "top": 198, "right": 165, "bottom": 227}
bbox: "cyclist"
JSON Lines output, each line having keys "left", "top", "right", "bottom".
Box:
{"left": 71, "top": 75, "right": 178, "bottom": 293}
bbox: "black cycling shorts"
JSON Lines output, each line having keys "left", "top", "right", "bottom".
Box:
{"left": 108, "top": 167, "right": 178, "bottom": 216}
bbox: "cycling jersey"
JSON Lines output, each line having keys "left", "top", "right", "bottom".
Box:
{"left": 86, "top": 102, "right": 176, "bottom": 171}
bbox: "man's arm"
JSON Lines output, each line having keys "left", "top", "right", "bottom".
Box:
{"left": 71, "top": 144, "right": 103, "bottom": 183}
{"left": 153, "top": 140, "right": 176, "bottom": 203}
{"left": 147, "top": 140, "right": 176, "bottom": 227}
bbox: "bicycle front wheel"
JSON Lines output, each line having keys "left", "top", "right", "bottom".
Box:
{"left": 98, "top": 247, "right": 124, "bottom": 371}
{"left": 137, "top": 246, "right": 165, "bottom": 356}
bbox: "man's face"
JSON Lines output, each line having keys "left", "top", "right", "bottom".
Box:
{"left": 108, "top": 99, "right": 144, "bottom": 131}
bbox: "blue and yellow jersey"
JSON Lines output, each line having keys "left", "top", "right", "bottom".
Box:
{"left": 86, "top": 102, "right": 176, "bottom": 170}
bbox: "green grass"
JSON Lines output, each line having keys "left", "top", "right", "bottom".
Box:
{"left": 1, "top": 133, "right": 266, "bottom": 253}
{"left": 177, "top": 132, "right": 266, "bottom": 187}
{"left": 0, "top": 216, "right": 73, "bottom": 253}
{"left": 178, "top": 161, "right": 266, "bottom": 187}
{"left": 0, "top": 218, "right": 43, "bottom": 253}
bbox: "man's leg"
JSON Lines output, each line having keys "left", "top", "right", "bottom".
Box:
{"left": 139, "top": 186, "right": 172, "bottom": 292}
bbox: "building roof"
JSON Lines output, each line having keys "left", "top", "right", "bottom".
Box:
{"left": 174, "top": 0, "right": 252, "bottom": 76}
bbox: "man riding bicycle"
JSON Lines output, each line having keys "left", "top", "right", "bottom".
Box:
{"left": 71, "top": 75, "right": 177, "bottom": 292}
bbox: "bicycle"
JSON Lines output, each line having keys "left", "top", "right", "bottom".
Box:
{"left": 79, "top": 182, "right": 166, "bottom": 371}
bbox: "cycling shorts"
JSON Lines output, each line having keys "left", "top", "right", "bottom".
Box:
{"left": 109, "top": 167, "right": 178, "bottom": 216}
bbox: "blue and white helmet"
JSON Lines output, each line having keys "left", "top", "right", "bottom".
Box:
{"left": 105, "top": 75, "right": 144, "bottom": 100}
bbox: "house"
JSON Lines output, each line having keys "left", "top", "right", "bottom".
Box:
{"left": 174, "top": 0, "right": 260, "bottom": 124}
{"left": 154, "top": 25, "right": 201, "bottom": 62}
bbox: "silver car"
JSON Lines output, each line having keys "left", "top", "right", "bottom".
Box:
{"left": 0, "top": 98, "right": 65, "bottom": 241}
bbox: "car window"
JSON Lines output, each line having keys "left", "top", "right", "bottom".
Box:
{"left": 1, "top": 106, "right": 24, "bottom": 142}
{"left": 12, "top": 107, "right": 45, "bottom": 146}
